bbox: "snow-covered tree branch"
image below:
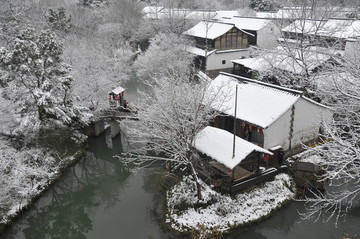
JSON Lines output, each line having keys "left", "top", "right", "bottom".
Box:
{"left": 299, "top": 42, "right": 360, "bottom": 224}
{"left": 0, "top": 28, "right": 90, "bottom": 142}
{"left": 134, "top": 32, "right": 195, "bottom": 80}
{"left": 119, "top": 73, "right": 228, "bottom": 200}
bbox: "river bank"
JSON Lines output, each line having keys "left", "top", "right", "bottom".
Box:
{"left": 1, "top": 135, "right": 359, "bottom": 239}
{"left": 166, "top": 173, "right": 295, "bottom": 233}
{"left": 0, "top": 139, "right": 86, "bottom": 234}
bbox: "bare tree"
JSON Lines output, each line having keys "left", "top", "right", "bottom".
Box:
{"left": 248, "top": 0, "right": 360, "bottom": 224}
{"left": 299, "top": 45, "right": 360, "bottom": 224}
{"left": 254, "top": 0, "right": 347, "bottom": 97}
{"left": 119, "top": 73, "right": 227, "bottom": 200}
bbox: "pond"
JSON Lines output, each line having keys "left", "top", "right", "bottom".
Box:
{"left": 1, "top": 134, "right": 359, "bottom": 239}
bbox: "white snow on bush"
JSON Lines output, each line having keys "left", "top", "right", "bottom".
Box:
{"left": 0, "top": 141, "right": 69, "bottom": 224}
{"left": 166, "top": 173, "right": 295, "bottom": 232}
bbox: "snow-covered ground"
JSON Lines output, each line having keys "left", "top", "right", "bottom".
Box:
{"left": 0, "top": 140, "right": 76, "bottom": 225}
{"left": 166, "top": 173, "right": 295, "bottom": 232}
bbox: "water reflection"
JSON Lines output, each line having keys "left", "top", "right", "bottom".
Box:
{"left": 1, "top": 134, "right": 359, "bottom": 239}
{"left": 225, "top": 202, "right": 360, "bottom": 239}
{"left": 1, "top": 135, "right": 150, "bottom": 239}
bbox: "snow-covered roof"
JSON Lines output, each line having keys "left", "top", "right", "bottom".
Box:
{"left": 282, "top": 19, "right": 360, "bottom": 39}
{"left": 212, "top": 10, "right": 240, "bottom": 20}
{"left": 186, "top": 46, "right": 216, "bottom": 57}
{"left": 162, "top": 9, "right": 217, "bottom": 20}
{"left": 219, "top": 17, "right": 272, "bottom": 31}
{"left": 232, "top": 57, "right": 268, "bottom": 72}
{"left": 324, "top": 19, "right": 360, "bottom": 39}
{"left": 143, "top": 6, "right": 217, "bottom": 20}
{"left": 255, "top": 12, "right": 277, "bottom": 18}
{"left": 110, "top": 86, "right": 125, "bottom": 95}
{"left": 142, "top": 6, "right": 164, "bottom": 19}
{"left": 183, "top": 21, "right": 236, "bottom": 40}
{"left": 282, "top": 19, "right": 325, "bottom": 35}
{"left": 232, "top": 46, "right": 342, "bottom": 75}
{"left": 142, "top": 6, "right": 163, "bottom": 14}
{"left": 194, "top": 126, "right": 272, "bottom": 169}
{"left": 207, "top": 73, "right": 301, "bottom": 128}
{"left": 275, "top": 7, "right": 357, "bottom": 20}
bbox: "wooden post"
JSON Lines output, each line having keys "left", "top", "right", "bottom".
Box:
{"left": 232, "top": 84, "right": 238, "bottom": 159}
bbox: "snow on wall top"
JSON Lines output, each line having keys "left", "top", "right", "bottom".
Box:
{"left": 219, "top": 17, "right": 272, "bottom": 31}
{"left": 207, "top": 73, "right": 300, "bottom": 128}
{"left": 183, "top": 21, "right": 235, "bottom": 40}
{"left": 186, "top": 46, "right": 216, "bottom": 57}
{"left": 194, "top": 126, "right": 272, "bottom": 169}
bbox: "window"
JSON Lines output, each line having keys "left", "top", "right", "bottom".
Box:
{"left": 222, "top": 60, "right": 226, "bottom": 64}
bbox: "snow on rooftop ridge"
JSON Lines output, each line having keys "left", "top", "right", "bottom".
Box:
{"left": 183, "top": 21, "right": 235, "bottom": 40}
{"left": 207, "top": 73, "right": 301, "bottom": 128}
{"left": 220, "top": 72, "right": 303, "bottom": 95}
{"left": 220, "top": 17, "right": 272, "bottom": 31}
{"left": 194, "top": 126, "right": 272, "bottom": 170}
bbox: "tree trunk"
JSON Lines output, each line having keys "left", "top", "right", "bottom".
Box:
{"left": 189, "top": 162, "right": 202, "bottom": 201}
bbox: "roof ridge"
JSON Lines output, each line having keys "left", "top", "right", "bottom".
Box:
{"left": 219, "top": 72, "right": 304, "bottom": 95}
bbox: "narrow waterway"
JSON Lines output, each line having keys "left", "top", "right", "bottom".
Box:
{"left": 1, "top": 135, "right": 183, "bottom": 239}
{"left": 2, "top": 134, "right": 359, "bottom": 239}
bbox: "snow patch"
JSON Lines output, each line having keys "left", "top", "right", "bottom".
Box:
{"left": 166, "top": 173, "right": 295, "bottom": 232}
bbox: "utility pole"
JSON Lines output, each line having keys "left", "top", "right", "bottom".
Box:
{"left": 232, "top": 84, "right": 238, "bottom": 159}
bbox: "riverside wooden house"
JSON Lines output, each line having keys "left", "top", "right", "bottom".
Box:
{"left": 193, "top": 72, "right": 332, "bottom": 192}
{"left": 194, "top": 126, "right": 277, "bottom": 192}
{"left": 207, "top": 72, "right": 332, "bottom": 156}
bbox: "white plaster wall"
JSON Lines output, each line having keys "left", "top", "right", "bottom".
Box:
{"left": 263, "top": 108, "right": 292, "bottom": 150}
{"left": 345, "top": 40, "right": 360, "bottom": 60}
{"left": 263, "top": 98, "right": 332, "bottom": 151}
{"left": 291, "top": 98, "right": 332, "bottom": 146}
{"left": 206, "top": 49, "right": 250, "bottom": 71}
{"left": 257, "top": 22, "right": 281, "bottom": 49}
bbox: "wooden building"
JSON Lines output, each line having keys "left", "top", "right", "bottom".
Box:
{"left": 183, "top": 21, "right": 253, "bottom": 75}
{"left": 183, "top": 18, "right": 280, "bottom": 76}
{"left": 194, "top": 126, "right": 278, "bottom": 192}
{"left": 206, "top": 72, "right": 332, "bottom": 157}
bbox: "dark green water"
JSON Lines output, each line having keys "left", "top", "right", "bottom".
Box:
{"left": 1, "top": 135, "right": 359, "bottom": 239}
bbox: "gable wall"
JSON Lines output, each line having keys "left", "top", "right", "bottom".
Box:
{"left": 263, "top": 98, "right": 332, "bottom": 152}
{"left": 291, "top": 98, "right": 332, "bottom": 146}
{"left": 257, "top": 21, "right": 281, "bottom": 49}
{"left": 263, "top": 107, "right": 292, "bottom": 150}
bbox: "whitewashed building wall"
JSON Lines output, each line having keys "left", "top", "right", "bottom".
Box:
{"left": 257, "top": 22, "right": 281, "bottom": 49}
{"left": 263, "top": 108, "right": 292, "bottom": 150}
{"left": 206, "top": 49, "right": 251, "bottom": 70}
{"left": 263, "top": 98, "right": 331, "bottom": 151}
{"left": 291, "top": 98, "right": 332, "bottom": 147}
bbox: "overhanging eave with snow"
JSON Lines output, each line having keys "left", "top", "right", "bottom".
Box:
{"left": 194, "top": 126, "right": 272, "bottom": 170}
